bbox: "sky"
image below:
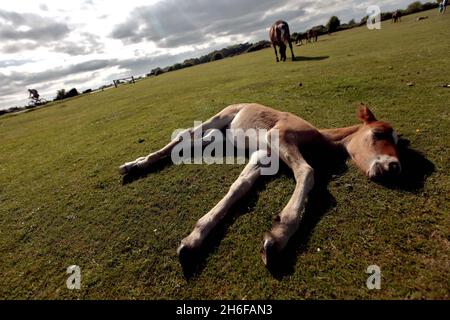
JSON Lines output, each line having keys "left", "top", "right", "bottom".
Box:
{"left": 0, "top": 0, "right": 413, "bottom": 110}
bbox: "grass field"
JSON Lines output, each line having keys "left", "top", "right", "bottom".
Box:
{"left": 0, "top": 10, "right": 449, "bottom": 299}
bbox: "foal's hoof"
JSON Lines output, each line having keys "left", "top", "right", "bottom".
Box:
{"left": 118, "top": 164, "right": 131, "bottom": 175}
{"left": 177, "top": 243, "right": 197, "bottom": 265}
{"left": 177, "top": 243, "right": 199, "bottom": 277}
{"left": 260, "top": 234, "right": 281, "bottom": 268}
{"left": 119, "top": 163, "right": 139, "bottom": 175}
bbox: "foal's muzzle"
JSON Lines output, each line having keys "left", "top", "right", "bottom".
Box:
{"left": 368, "top": 158, "right": 401, "bottom": 180}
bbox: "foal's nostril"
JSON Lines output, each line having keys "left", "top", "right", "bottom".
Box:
{"left": 388, "top": 162, "right": 401, "bottom": 175}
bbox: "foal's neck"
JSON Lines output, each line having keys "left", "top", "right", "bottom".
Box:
{"left": 319, "top": 124, "right": 361, "bottom": 145}
{"left": 296, "top": 125, "right": 360, "bottom": 175}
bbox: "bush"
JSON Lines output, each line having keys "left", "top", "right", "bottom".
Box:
{"left": 55, "top": 88, "right": 78, "bottom": 101}
{"left": 210, "top": 52, "right": 223, "bottom": 61}
{"left": 171, "top": 63, "right": 184, "bottom": 71}
{"left": 421, "top": 1, "right": 439, "bottom": 10}
{"left": 65, "top": 88, "right": 79, "bottom": 98}
{"left": 380, "top": 12, "right": 393, "bottom": 21}
{"left": 247, "top": 41, "right": 271, "bottom": 53}
{"left": 151, "top": 67, "right": 164, "bottom": 76}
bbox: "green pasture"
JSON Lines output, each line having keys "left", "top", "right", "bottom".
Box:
{"left": 0, "top": 10, "right": 448, "bottom": 299}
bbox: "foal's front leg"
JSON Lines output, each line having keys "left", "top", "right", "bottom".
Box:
{"left": 261, "top": 142, "right": 314, "bottom": 267}
{"left": 177, "top": 150, "right": 269, "bottom": 258}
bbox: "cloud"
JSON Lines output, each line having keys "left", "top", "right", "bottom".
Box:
{"left": 0, "top": 59, "right": 35, "bottom": 68}
{"left": 110, "top": 0, "right": 313, "bottom": 47}
{"left": 51, "top": 33, "right": 105, "bottom": 56}
{"left": 0, "top": 59, "right": 117, "bottom": 97}
{"left": 1, "top": 41, "right": 40, "bottom": 54}
{"left": 81, "top": 0, "right": 95, "bottom": 11}
{"left": 0, "top": 9, "right": 70, "bottom": 42}
{"left": 0, "top": 9, "right": 103, "bottom": 56}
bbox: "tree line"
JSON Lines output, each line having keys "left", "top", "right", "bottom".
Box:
{"left": 148, "top": 41, "right": 271, "bottom": 76}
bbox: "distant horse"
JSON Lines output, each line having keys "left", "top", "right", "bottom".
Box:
{"left": 392, "top": 10, "right": 402, "bottom": 23}
{"left": 307, "top": 29, "right": 318, "bottom": 43}
{"left": 269, "top": 20, "right": 295, "bottom": 62}
{"left": 295, "top": 32, "right": 308, "bottom": 45}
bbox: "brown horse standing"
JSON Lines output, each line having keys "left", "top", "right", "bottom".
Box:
{"left": 307, "top": 29, "right": 318, "bottom": 43}
{"left": 295, "top": 32, "right": 308, "bottom": 45}
{"left": 392, "top": 10, "right": 402, "bottom": 23}
{"left": 269, "top": 20, "right": 295, "bottom": 62}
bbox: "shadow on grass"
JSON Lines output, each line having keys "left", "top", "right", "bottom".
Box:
{"left": 120, "top": 138, "right": 434, "bottom": 279}
{"left": 292, "top": 55, "right": 329, "bottom": 62}
{"left": 179, "top": 173, "right": 271, "bottom": 279}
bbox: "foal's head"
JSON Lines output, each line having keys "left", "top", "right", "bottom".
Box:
{"left": 346, "top": 105, "right": 401, "bottom": 180}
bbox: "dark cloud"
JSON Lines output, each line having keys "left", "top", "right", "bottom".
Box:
{"left": 51, "top": 33, "right": 104, "bottom": 56}
{"left": 0, "top": 9, "right": 70, "bottom": 42}
{"left": 110, "top": 0, "right": 314, "bottom": 48}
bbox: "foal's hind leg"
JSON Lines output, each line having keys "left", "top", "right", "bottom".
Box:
{"left": 177, "top": 150, "right": 269, "bottom": 257}
{"left": 118, "top": 138, "right": 180, "bottom": 175}
{"left": 119, "top": 105, "right": 241, "bottom": 175}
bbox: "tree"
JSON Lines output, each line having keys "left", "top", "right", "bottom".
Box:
{"left": 151, "top": 67, "right": 164, "bottom": 76}
{"left": 327, "top": 16, "right": 341, "bottom": 34}
{"left": 360, "top": 15, "right": 369, "bottom": 26}
{"left": 210, "top": 52, "right": 223, "bottom": 61}
{"left": 406, "top": 1, "right": 423, "bottom": 14}
{"left": 348, "top": 19, "right": 356, "bottom": 26}
{"left": 55, "top": 89, "right": 66, "bottom": 101}
{"left": 421, "top": 2, "right": 439, "bottom": 11}
{"left": 65, "top": 88, "right": 79, "bottom": 98}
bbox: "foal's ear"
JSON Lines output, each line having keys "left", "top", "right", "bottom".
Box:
{"left": 357, "top": 103, "right": 377, "bottom": 123}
